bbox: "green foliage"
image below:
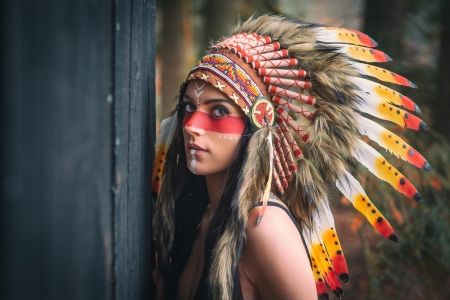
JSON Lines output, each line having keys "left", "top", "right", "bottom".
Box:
{"left": 363, "top": 191, "right": 450, "bottom": 299}
{"left": 360, "top": 128, "right": 450, "bottom": 299}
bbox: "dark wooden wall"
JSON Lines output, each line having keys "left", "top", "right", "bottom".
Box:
{"left": 0, "top": 0, "right": 155, "bottom": 299}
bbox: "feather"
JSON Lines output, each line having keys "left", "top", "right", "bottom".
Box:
{"left": 276, "top": 116, "right": 303, "bottom": 159}
{"left": 263, "top": 76, "right": 311, "bottom": 89}
{"left": 252, "top": 58, "right": 298, "bottom": 68}
{"left": 274, "top": 135, "right": 293, "bottom": 180}
{"left": 352, "top": 139, "right": 422, "bottom": 202}
{"left": 151, "top": 112, "right": 178, "bottom": 199}
{"left": 276, "top": 127, "right": 297, "bottom": 171}
{"left": 256, "top": 132, "right": 274, "bottom": 225}
{"left": 355, "top": 115, "right": 431, "bottom": 171}
{"left": 336, "top": 170, "right": 398, "bottom": 242}
{"left": 245, "top": 49, "right": 290, "bottom": 63}
{"left": 334, "top": 45, "right": 392, "bottom": 63}
{"left": 240, "top": 42, "right": 281, "bottom": 57}
{"left": 276, "top": 106, "right": 310, "bottom": 142}
{"left": 273, "top": 146, "right": 288, "bottom": 189}
{"left": 309, "top": 220, "right": 344, "bottom": 298}
{"left": 354, "top": 92, "right": 429, "bottom": 131}
{"left": 351, "top": 76, "right": 421, "bottom": 114}
{"left": 314, "top": 27, "right": 378, "bottom": 47}
{"left": 315, "top": 202, "right": 349, "bottom": 282}
{"left": 353, "top": 62, "right": 417, "bottom": 88}
{"left": 273, "top": 96, "right": 315, "bottom": 120}
{"left": 269, "top": 85, "right": 316, "bottom": 105}
{"left": 215, "top": 36, "right": 271, "bottom": 50}
{"left": 258, "top": 68, "right": 307, "bottom": 78}
{"left": 302, "top": 233, "right": 329, "bottom": 300}
{"left": 272, "top": 166, "right": 284, "bottom": 193}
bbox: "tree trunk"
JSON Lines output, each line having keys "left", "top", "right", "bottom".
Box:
{"left": 363, "top": 0, "right": 406, "bottom": 59}
{"left": 433, "top": 0, "right": 450, "bottom": 140}
{"left": 160, "top": 0, "right": 192, "bottom": 119}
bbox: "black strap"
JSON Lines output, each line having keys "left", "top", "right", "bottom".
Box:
{"left": 253, "top": 201, "right": 311, "bottom": 268}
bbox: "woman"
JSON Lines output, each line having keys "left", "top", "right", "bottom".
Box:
{"left": 153, "top": 14, "right": 430, "bottom": 300}
{"left": 178, "top": 79, "right": 315, "bottom": 299}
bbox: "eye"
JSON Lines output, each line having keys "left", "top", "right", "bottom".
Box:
{"left": 212, "top": 106, "right": 229, "bottom": 117}
{"left": 184, "top": 103, "right": 195, "bottom": 113}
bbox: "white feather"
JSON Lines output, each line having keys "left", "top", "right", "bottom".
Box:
{"left": 353, "top": 139, "right": 380, "bottom": 174}
{"left": 355, "top": 115, "right": 400, "bottom": 158}
{"left": 336, "top": 169, "right": 368, "bottom": 204}
{"left": 353, "top": 93, "right": 408, "bottom": 128}
{"left": 155, "top": 112, "right": 178, "bottom": 151}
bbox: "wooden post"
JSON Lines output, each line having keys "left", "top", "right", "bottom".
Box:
{"left": 114, "top": 0, "right": 155, "bottom": 299}
{"left": 0, "top": 0, "right": 155, "bottom": 299}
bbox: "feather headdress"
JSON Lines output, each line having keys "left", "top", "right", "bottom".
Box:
{"left": 152, "top": 14, "right": 431, "bottom": 299}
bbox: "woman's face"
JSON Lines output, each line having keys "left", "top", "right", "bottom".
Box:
{"left": 182, "top": 79, "right": 246, "bottom": 177}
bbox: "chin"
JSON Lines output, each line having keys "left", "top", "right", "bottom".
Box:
{"left": 186, "top": 162, "right": 227, "bottom": 177}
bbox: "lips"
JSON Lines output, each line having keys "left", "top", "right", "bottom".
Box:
{"left": 187, "top": 143, "right": 208, "bottom": 154}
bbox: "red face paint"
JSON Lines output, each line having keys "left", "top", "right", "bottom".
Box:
{"left": 182, "top": 111, "right": 246, "bottom": 134}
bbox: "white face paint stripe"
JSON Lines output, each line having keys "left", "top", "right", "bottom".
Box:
{"left": 195, "top": 82, "right": 206, "bottom": 90}
{"left": 189, "top": 149, "right": 197, "bottom": 174}
{"left": 195, "top": 82, "right": 206, "bottom": 108}
{"left": 194, "top": 90, "right": 204, "bottom": 98}
{"left": 190, "top": 160, "right": 196, "bottom": 174}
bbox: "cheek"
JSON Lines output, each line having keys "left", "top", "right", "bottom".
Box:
{"left": 182, "top": 111, "right": 246, "bottom": 134}
{"left": 209, "top": 131, "right": 242, "bottom": 158}
{"left": 202, "top": 132, "right": 242, "bottom": 170}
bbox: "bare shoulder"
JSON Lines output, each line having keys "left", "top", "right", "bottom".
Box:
{"left": 239, "top": 199, "right": 317, "bottom": 300}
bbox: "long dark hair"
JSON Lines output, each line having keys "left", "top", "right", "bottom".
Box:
{"left": 165, "top": 87, "right": 253, "bottom": 299}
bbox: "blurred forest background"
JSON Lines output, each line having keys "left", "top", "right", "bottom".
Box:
{"left": 155, "top": 0, "right": 450, "bottom": 299}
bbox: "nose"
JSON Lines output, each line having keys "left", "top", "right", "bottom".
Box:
{"left": 183, "top": 111, "right": 206, "bottom": 136}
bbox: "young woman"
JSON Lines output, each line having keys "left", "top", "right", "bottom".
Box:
{"left": 175, "top": 79, "right": 315, "bottom": 299}
{"left": 152, "top": 14, "right": 430, "bottom": 300}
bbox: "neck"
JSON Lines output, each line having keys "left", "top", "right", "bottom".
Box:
{"left": 205, "top": 171, "right": 228, "bottom": 215}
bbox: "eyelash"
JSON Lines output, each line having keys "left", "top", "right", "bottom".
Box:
{"left": 182, "top": 102, "right": 230, "bottom": 118}
{"left": 212, "top": 105, "right": 229, "bottom": 118}
{"left": 184, "top": 102, "right": 195, "bottom": 113}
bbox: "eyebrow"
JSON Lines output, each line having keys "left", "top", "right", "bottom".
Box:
{"left": 183, "top": 94, "right": 195, "bottom": 102}
{"left": 183, "top": 94, "right": 233, "bottom": 105}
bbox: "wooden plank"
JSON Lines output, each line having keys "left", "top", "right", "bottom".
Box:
{"left": 1, "top": 0, "right": 113, "bottom": 299}
{"left": 0, "top": 0, "right": 156, "bottom": 298}
{"left": 113, "top": 0, "right": 155, "bottom": 299}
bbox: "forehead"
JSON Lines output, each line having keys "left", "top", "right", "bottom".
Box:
{"left": 183, "top": 79, "right": 247, "bottom": 118}
{"left": 185, "top": 80, "right": 229, "bottom": 99}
